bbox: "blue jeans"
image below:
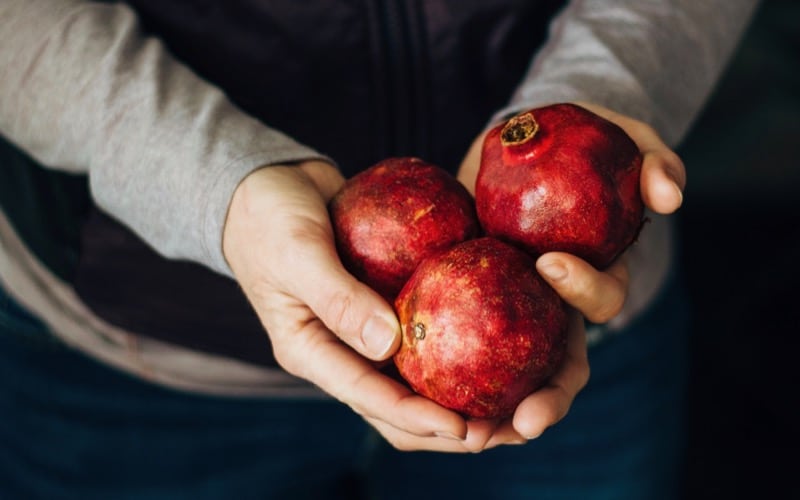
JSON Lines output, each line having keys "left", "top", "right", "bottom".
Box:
{"left": 0, "top": 277, "right": 689, "bottom": 500}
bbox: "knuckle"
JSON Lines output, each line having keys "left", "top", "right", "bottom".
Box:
{"left": 343, "top": 373, "right": 374, "bottom": 418}
{"left": 551, "top": 387, "right": 573, "bottom": 424}
{"left": 576, "top": 268, "right": 626, "bottom": 323}
{"left": 268, "top": 320, "right": 328, "bottom": 381}
{"left": 371, "top": 423, "right": 415, "bottom": 451}
{"left": 590, "top": 293, "right": 626, "bottom": 324}
{"left": 390, "top": 439, "right": 417, "bottom": 452}
{"left": 528, "top": 398, "right": 562, "bottom": 433}
{"left": 463, "top": 440, "right": 487, "bottom": 454}
{"left": 270, "top": 337, "right": 304, "bottom": 378}
{"left": 645, "top": 148, "right": 685, "bottom": 187}
{"left": 647, "top": 152, "right": 672, "bottom": 174}
{"left": 397, "top": 442, "right": 420, "bottom": 452}
{"left": 321, "top": 287, "right": 358, "bottom": 337}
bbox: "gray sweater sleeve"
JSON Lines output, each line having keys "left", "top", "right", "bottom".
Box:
{"left": 494, "top": 0, "right": 761, "bottom": 147}
{"left": 0, "top": 0, "right": 330, "bottom": 277}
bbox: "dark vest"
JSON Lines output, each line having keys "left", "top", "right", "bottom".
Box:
{"left": 3, "top": 0, "right": 566, "bottom": 367}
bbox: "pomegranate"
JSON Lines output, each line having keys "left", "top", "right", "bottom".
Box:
{"left": 475, "top": 103, "right": 644, "bottom": 269}
{"left": 393, "top": 237, "right": 568, "bottom": 419}
{"left": 329, "top": 157, "right": 479, "bottom": 301}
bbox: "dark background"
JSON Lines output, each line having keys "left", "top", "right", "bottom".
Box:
{"left": 677, "top": 1, "right": 800, "bottom": 498}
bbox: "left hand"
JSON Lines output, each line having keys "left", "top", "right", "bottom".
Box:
{"left": 454, "top": 102, "right": 686, "bottom": 448}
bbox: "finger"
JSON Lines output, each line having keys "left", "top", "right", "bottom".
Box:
{"left": 536, "top": 252, "right": 629, "bottom": 324}
{"left": 624, "top": 120, "right": 685, "bottom": 214}
{"left": 455, "top": 131, "right": 488, "bottom": 195}
{"left": 512, "top": 312, "right": 589, "bottom": 439}
{"left": 573, "top": 102, "right": 686, "bottom": 214}
{"left": 365, "top": 416, "right": 500, "bottom": 453}
{"left": 269, "top": 315, "right": 468, "bottom": 440}
{"left": 297, "top": 160, "right": 347, "bottom": 201}
{"left": 276, "top": 226, "right": 401, "bottom": 361}
{"left": 640, "top": 150, "right": 686, "bottom": 214}
{"left": 483, "top": 422, "right": 528, "bottom": 449}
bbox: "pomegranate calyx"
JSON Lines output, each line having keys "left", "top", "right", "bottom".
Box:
{"left": 500, "top": 112, "right": 539, "bottom": 146}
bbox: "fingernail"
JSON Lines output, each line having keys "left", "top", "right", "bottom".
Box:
{"left": 672, "top": 182, "right": 684, "bottom": 206}
{"left": 539, "top": 261, "right": 568, "bottom": 281}
{"left": 523, "top": 431, "right": 542, "bottom": 440}
{"left": 434, "top": 431, "right": 465, "bottom": 441}
{"left": 361, "top": 315, "right": 398, "bottom": 358}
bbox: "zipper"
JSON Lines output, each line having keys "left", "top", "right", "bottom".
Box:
{"left": 367, "top": 0, "right": 432, "bottom": 162}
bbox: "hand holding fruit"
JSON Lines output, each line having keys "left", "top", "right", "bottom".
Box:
{"left": 221, "top": 101, "right": 687, "bottom": 454}
{"left": 453, "top": 102, "right": 685, "bottom": 440}
{"left": 457, "top": 102, "right": 684, "bottom": 325}
{"left": 222, "top": 160, "right": 493, "bottom": 453}
{"left": 327, "top": 102, "right": 687, "bottom": 447}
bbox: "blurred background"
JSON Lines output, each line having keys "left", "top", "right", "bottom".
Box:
{"left": 676, "top": 1, "right": 799, "bottom": 497}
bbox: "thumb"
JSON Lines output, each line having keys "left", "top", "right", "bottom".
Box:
{"left": 289, "top": 240, "right": 402, "bottom": 361}
{"left": 224, "top": 163, "right": 400, "bottom": 361}
{"left": 294, "top": 161, "right": 401, "bottom": 360}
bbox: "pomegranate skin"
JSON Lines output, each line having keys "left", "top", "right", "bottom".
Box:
{"left": 330, "top": 157, "right": 480, "bottom": 301}
{"left": 476, "top": 103, "right": 644, "bottom": 269}
{"left": 393, "top": 237, "right": 568, "bottom": 420}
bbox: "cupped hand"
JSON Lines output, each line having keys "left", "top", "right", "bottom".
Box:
{"left": 222, "top": 160, "right": 500, "bottom": 452}
{"left": 455, "top": 102, "right": 686, "bottom": 447}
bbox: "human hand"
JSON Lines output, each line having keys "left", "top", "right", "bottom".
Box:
{"left": 455, "top": 102, "right": 686, "bottom": 446}
{"left": 222, "top": 161, "right": 504, "bottom": 452}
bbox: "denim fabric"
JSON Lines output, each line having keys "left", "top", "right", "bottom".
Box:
{"left": 0, "top": 277, "right": 689, "bottom": 500}
{"left": 0, "top": 287, "right": 370, "bottom": 500}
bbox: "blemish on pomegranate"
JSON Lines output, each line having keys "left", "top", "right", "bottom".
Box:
{"left": 413, "top": 204, "right": 436, "bottom": 222}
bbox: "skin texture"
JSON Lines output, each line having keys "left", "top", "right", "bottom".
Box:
{"left": 222, "top": 103, "right": 685, "bottom": 453}
{"left": 476, "top": 103, "right": 644, "bottom": 269}
{"left": 329, "top": 157, "right": 479, "bottom": 301}
{"left": 394, "top": 237, "right": 568, "bottom": 419}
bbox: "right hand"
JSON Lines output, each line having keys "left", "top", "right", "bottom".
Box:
{"left": 222, "top": 161, "right": 501, "bottom": 452}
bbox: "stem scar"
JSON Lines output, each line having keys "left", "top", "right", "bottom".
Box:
{"left": 501, "top": 112, "right": 539, "bottom": 146}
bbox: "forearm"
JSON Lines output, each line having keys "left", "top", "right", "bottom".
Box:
{"left": 496, "top": 0, "right": 761, "bottom": 147}
{"left": 0, "top": 0, "right": 327, "bottom": 276}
